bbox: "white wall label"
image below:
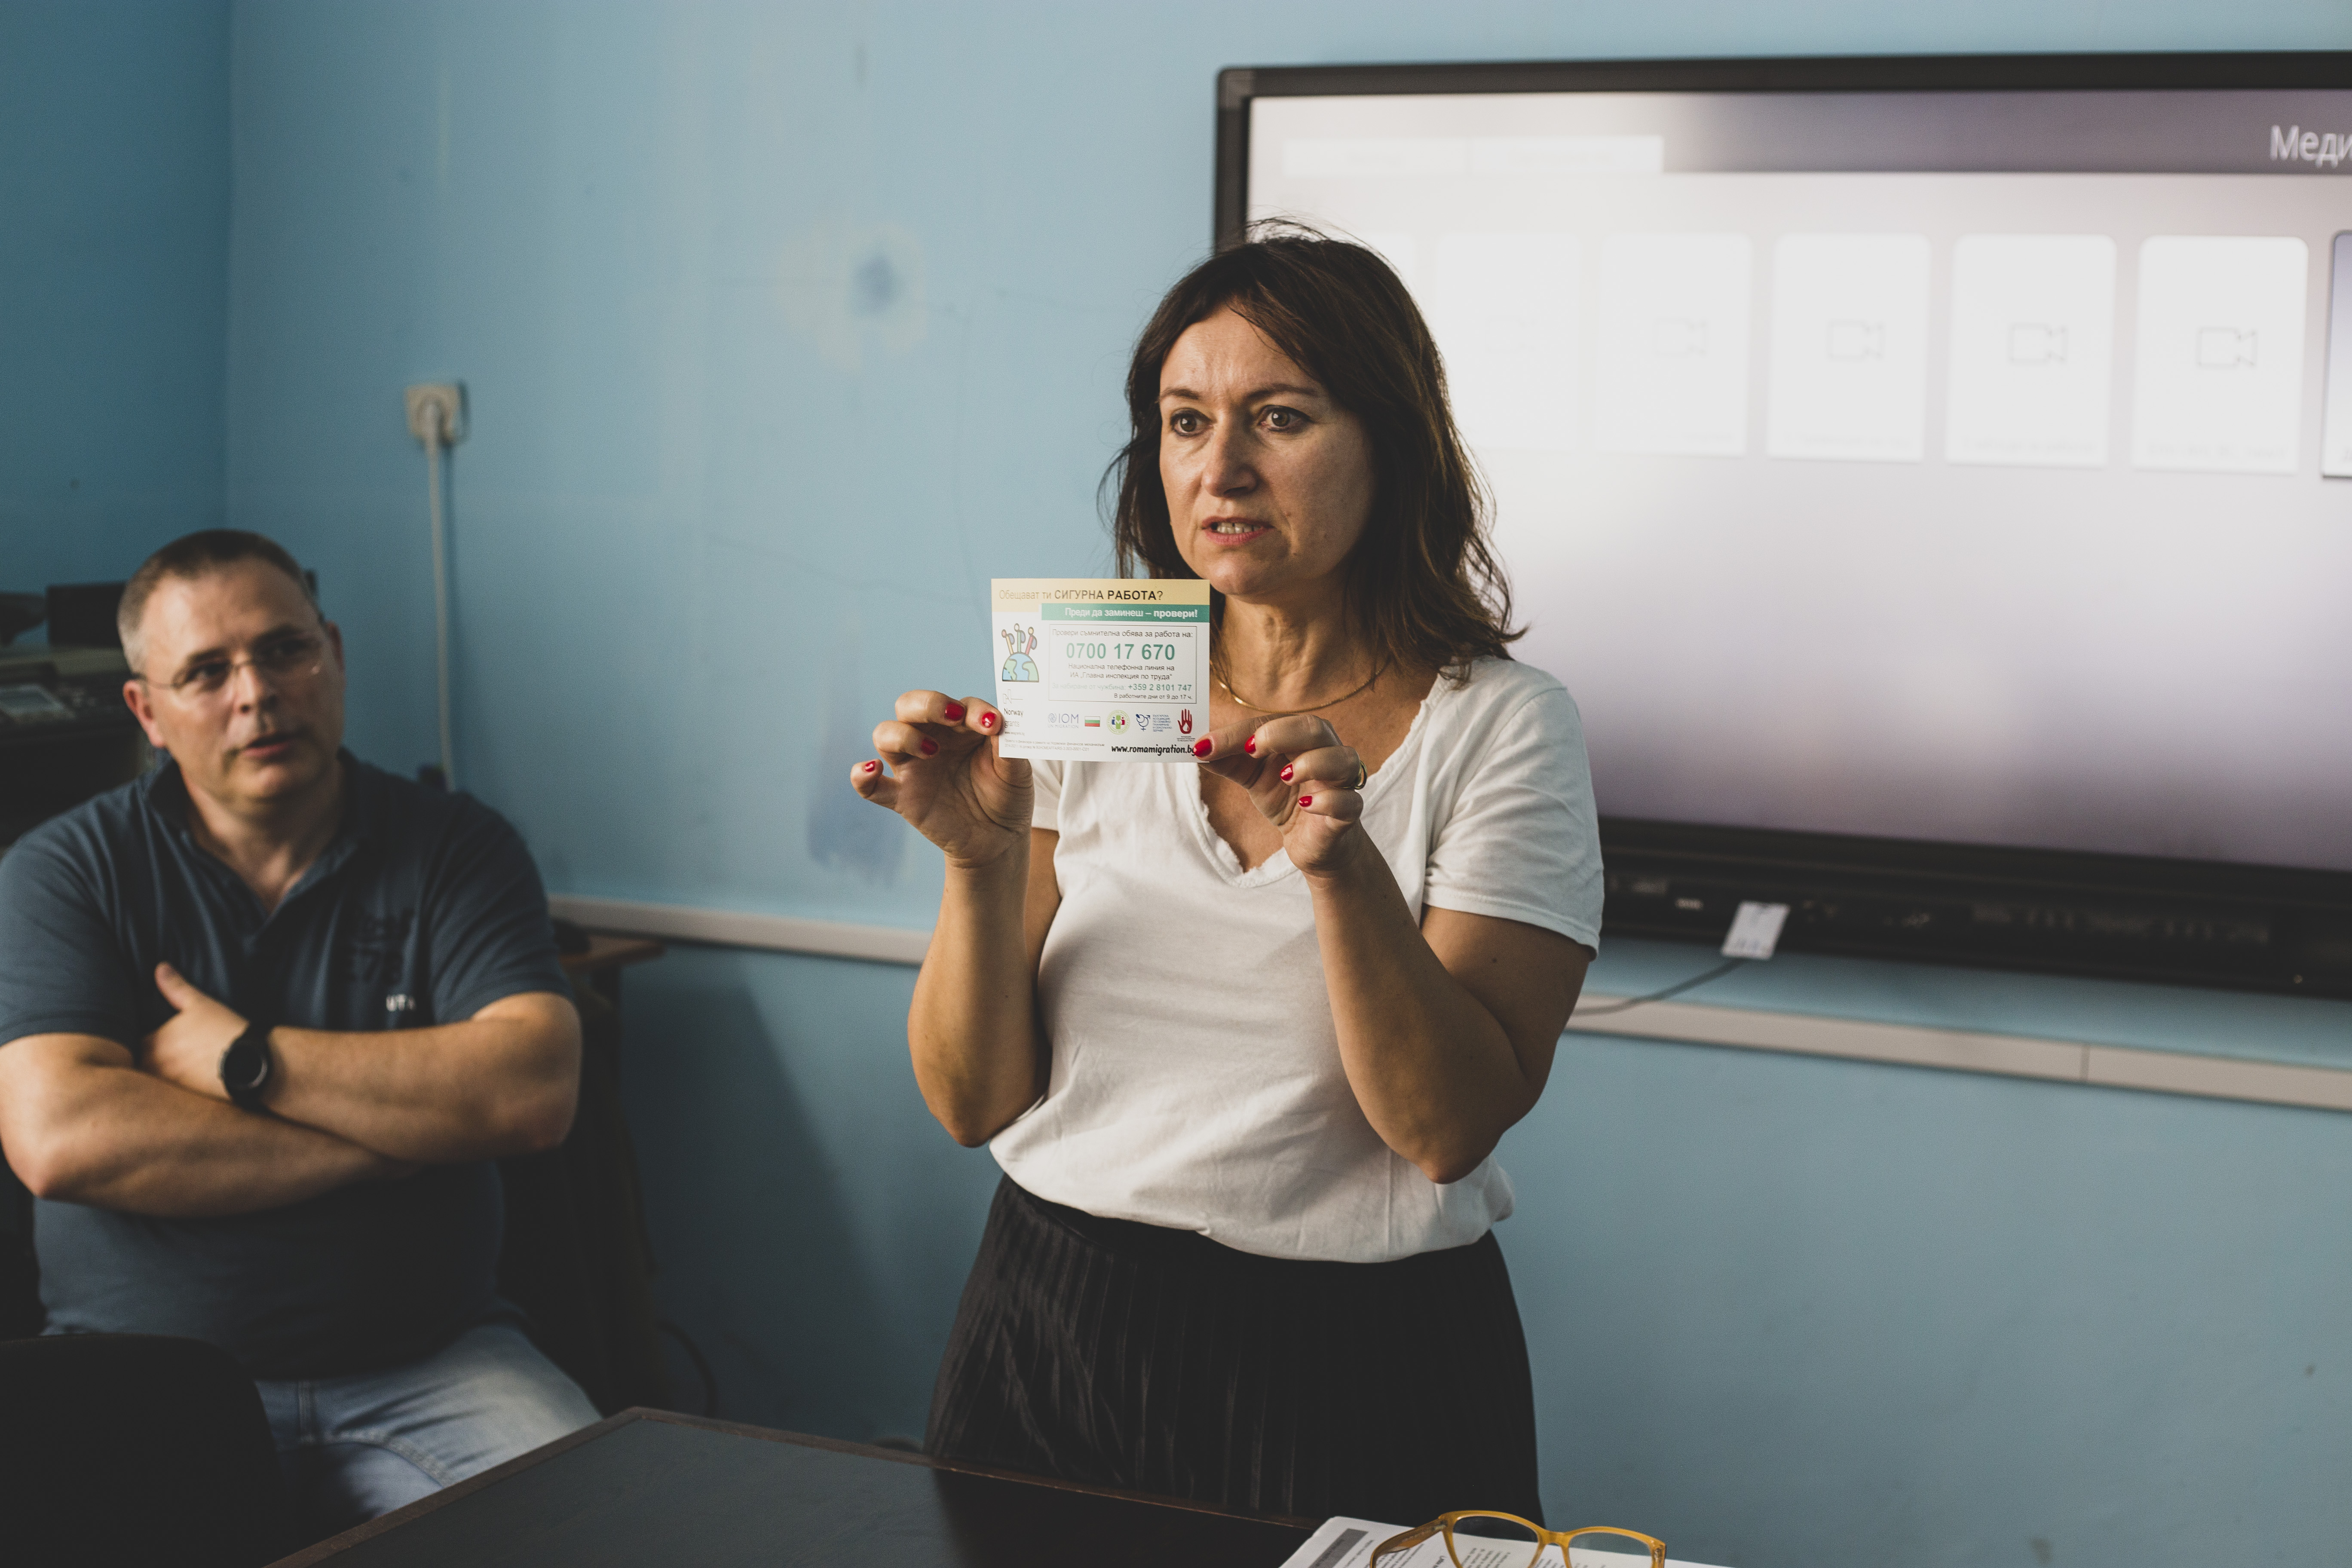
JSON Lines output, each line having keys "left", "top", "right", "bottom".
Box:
{"left": 1722, "top": 901, "right": 1792, "bottom": 960}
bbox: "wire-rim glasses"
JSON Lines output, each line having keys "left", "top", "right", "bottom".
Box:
{"left": 140, "top": 632, "right": 327, "bottom": 703}
{"left": 1369, "top": 1513, "right": 1666, "bottom": 1568}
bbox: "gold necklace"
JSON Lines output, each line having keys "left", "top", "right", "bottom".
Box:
{"left": 1213, "top": 659, "right": 1387, "bottom": 716}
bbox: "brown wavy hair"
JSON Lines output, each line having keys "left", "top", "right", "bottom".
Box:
{"left": 1107, "top": 224, "right": 1519, "bottom": 678}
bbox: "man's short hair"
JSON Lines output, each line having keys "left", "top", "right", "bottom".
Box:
{"left": 118, "top": 529, "right": 319, "bottom": 670}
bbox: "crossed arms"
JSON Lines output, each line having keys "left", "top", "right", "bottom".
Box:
{"left": 0, "top": 971, "right": 580, "bottom": 1220}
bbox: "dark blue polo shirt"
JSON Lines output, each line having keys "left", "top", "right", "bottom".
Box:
{"left": 0, "top": 754, "right": 570, "bottom": 1379}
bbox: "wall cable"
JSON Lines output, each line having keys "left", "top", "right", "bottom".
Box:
{"left": 1573, "top": 958, "right": 1749, "bottom": 1018}
{"left": 422, "top": 404, "right": 456, "bottom": 791}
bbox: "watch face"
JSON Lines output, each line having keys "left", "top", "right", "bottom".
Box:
{"left": 223, "top": 1030, "right": 270, "bottom": 1097}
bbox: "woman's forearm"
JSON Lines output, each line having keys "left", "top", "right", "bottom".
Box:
{"left": 908, "top": 843, "right": 1046, "bottom": 1145}
{"left": 1307, "top": 845, "right": 1542, "bottom": 1183}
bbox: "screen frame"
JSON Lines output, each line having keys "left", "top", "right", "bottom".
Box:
{"left": 1215, "top": 51, "right": 2352, "bottom": 999}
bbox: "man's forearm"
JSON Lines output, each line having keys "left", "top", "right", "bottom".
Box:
{"left": 0, "top": 1035, "right": 406, "bottom": 1218}
{"left": 262, "top": 992, "right": 581, "bottom": 1163}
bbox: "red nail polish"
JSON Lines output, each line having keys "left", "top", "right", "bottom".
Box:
{"left": 863, "top": 760, "right": 879, "bottom": 773}
{"left": 1279, "top": 763, "right": 1294, "bottom": 782}
{"left": 979, "top": 712, "right": 996, "bottom": 729}
{"left": 1243, "top": 735, "right": 1257, "bottom": 755}
{"left": 1296, "top": 795, "right": 1313, "bottom": 808}
{"left": 1191, "top": 738, "right": 1212, "bottom": 758}
{"left": 919, "top": 738, "right": 939, "bottom": 756}
{"left": 943, "top": 702, "right": 966, "bottom": 722}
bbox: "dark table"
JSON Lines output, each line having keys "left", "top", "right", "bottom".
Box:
{"left": 273, "top": 1408, "right": 1319, "bottom": 1567}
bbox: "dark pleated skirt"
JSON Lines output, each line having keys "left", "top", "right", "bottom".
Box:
{"left": 926, "top": 1176, "right": 1544, "bottom": 1525}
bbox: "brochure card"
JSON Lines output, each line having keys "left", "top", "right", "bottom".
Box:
{"left": 990, "top": 578, "right": 1213, "bottom": 761}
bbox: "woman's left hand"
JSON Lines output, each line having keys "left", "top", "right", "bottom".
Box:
{"left": 1195, "top": 715, "right": 1366, "bottom": 877}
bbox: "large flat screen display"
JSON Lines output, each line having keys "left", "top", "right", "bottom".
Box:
{"left": 1220, "top": 57, "right": 2352, "bottom": 990}
{"left": 1237, "top": 64, "right": 2352, "bottom": 876}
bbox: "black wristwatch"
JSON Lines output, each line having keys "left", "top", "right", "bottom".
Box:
{"left": 219, "top": 1021, "right": 276, "bottom": 1112}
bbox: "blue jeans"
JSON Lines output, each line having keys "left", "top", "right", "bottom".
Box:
{"left": 256, "top": 1320, "right": 600, "bottom": 1540}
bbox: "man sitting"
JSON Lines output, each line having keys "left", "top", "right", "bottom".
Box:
{"left": 0, "top": 529, "right": 598, "bottom": 1537}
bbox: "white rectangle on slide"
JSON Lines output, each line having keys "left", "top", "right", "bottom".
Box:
{"left": 2326, "top": 233, "right": 2352, "bottom": 477}
{"left": 1767, "top": 233, "right": 1932, "bottom": 462}
{"left": 1283, "top": 138, "right": 1467, "bottom": 178}
{"left": 1428, "top": 232, "right": 1579, "bottom": 452}
{"left": 1281, "top": 135, "right": 1663, "bottom": 179}
{"left": 2131, "top": 235, "right": 2309, "bottom": 473}
{"left": 1469, "top": 135, "right": 1664, "bottom": 175}
{"left": 1362, "top": 231, "right": 1420, "bottom": 295}
{"left": 1594, "top": 232, "right": 1753, "bottom": 455}
{"left": 1945, "top": 234, "right": 2116, "bottom": 467}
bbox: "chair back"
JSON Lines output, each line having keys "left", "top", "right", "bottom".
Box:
{"left": 0, "top": 1333, "right": 290, "bottom": 1568}
{"left": 0, "top": 1159, "right": 39, "bottom": 1338}
{"left": 495, "top": 978, "right": 669, "bottom": 1413}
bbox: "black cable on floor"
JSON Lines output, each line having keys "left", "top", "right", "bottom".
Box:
{"left": 1572, "top": 958, "right": 1749, "bottom": 1017}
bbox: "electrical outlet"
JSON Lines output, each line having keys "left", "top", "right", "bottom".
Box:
{"left": 405, "top": 383, "right": 467, "bottom": 446}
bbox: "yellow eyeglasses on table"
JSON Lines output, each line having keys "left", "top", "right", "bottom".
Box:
{"left": 1369, "top": 1513, "right": 1666, "bottom": 1568}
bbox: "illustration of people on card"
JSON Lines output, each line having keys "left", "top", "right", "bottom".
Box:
{"left": 1000, "top": 624, "right": 1040, "bottom": 683}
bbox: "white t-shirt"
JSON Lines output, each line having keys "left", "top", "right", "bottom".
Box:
{"left": 989, "top": 656, "right": 1604, "bottom": 1264}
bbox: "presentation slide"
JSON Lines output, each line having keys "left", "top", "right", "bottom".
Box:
{"left": 1248, "top": 89, "right": 2352, "bottom": 873}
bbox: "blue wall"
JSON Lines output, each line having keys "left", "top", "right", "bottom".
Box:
{"left": 0, "top": 0, "right": 230, "bottom": 599}
{"left": 14, "top": 3, "right": 2352, "bottom": 1565}
{"left": 221, "top": 0, "right": 2352, "bottom": 920}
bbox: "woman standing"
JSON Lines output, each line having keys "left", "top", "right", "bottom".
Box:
{"left": 851, "top": 230, "right": 1602, "bottom": 1524}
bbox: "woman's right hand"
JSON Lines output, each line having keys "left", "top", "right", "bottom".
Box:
{"left": 849, "top": 691, "right": 1030, "bottom": 870}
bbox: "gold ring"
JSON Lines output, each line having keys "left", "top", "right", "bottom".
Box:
{"left": 1349, "top": 761, "right": 1368, "bottom": 790}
